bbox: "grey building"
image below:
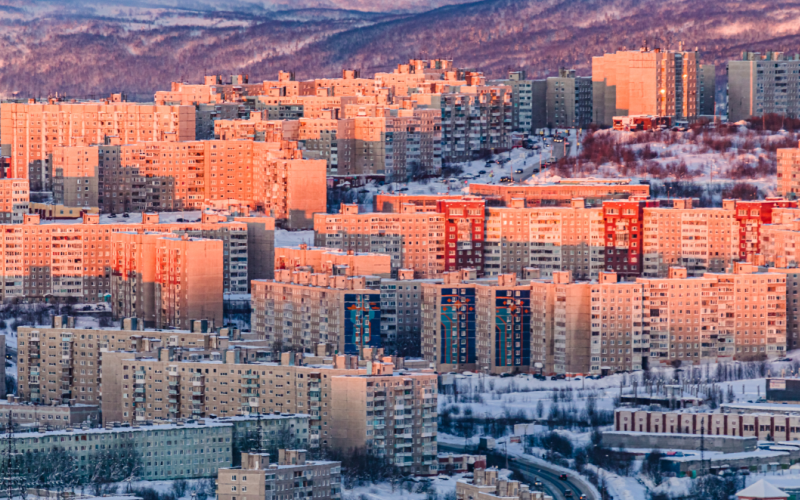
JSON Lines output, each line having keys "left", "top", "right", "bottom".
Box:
{"left": 728, "top": 51, "right": 800, "bottom": 122}
{"left": 699, "top": 64, "right": 716, "bottom": 116}
{"left": 379, "top": 269, "right": 433, "bottom": 349}
{"left": 546, "top": 69, "right": 593, "bottom": 129}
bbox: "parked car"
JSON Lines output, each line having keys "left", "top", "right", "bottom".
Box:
{"left": 514, "top": 169, "right": 523, "bottom": 174}
{"left": 478, "top": 170, "right": 487, "bottom": 174}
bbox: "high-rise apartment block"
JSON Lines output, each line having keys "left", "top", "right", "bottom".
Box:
{"left": 275, "top": 244, "right": 391, "bottom": 278}
{"left": 0, "top": 179, "right": 29, "bottom": 223}
{"left": 0, "top": 102, "right": 195, "bottom": 190}
{"left": 251, "top": 270, "right": 381, "bottom": 355}
{"left": 314, "top": 204, "right": 445, "bottom": 278}
{"left": 0, "top": 210, "right": 269, "bottom": 306}
{"left": 545, "top": 69, "right": 593, "bottom": 129}
{"left": 592, "top": 47, "right": 700, "bottom": 126}
{"left": 94, "top": 139, "right": 324, "bottom": 229}
{"left": 99, "top": 349, "right": 437, "bottom": 471}
{"left": 16, "top": 316, "right": 235, "bottom": 405}
{"left": 728, "top": 51, "right": 800, "bottom": 122}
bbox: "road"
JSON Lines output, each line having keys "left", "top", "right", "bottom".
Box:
{"left": 437, "top": 442, "right": 596, "bottom": 500}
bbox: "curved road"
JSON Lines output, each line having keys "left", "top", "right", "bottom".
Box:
{"left": 438, "top": 442, "right": 596, "bottom": 500}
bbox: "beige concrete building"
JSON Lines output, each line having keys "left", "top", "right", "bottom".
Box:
{"left": 329, "top": 367, "right": 438, "bottom": 473}
{"left": 250, "top": 270, "right": 381, "bottom": 355}
{"left": 530, "top": 271, "right": 592, "bottom": 376}
{"left": 217, "top": 451, "right": 341, "bottom": 500}
{"left": 99, "top": 349, "right": 437, "bottom": 468}
{"left": 457, "top": 468, "right": 552, "bottom": 500}
{"left": 642, "top": 199, "right": 739, "bottom": 278}
{"left": 52, "top": 145, "right": 99, "bottom": 208}
{"left": 637, "top": 267, "right": 717, "bottom": 368}
{"left": 590, "top": 271, "right": 645, "bottom": 374}
{"left": 314, "top": 204, "right": 446, "bottom": 278}
{"left": 16, "top": 316, "right": 233, "bottom": 405}
{"left": 0, "top": 396, "right": 99, "bottom": 430}
{"left": 274, "top": 244, "right": 391, "bottom": 278}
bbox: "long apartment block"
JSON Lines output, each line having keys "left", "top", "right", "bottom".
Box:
{"left": 16, "top": 316, "right": 238, "bottom": 405}
{"left": 251, "top": 271, "right": 382, "bottom": 355}
{"left": 0, "top": 210, "right": 272, "bottom": 304}
{"left": 99, "top": 350, "right": 438, "bottom": 474}
{"left": 0, "top": 101, "right": 196, "bottom": 191}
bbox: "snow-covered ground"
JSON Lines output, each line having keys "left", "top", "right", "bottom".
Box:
{"left": 275, "top": 229, "right": 314, "bottom": 247}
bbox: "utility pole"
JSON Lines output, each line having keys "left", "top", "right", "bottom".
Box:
{"left": 1, "top": 411, "right": 23, "bottom": 500}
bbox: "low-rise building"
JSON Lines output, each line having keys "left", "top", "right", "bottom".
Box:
{"left": 217, "top": 451, "right": 341, "bottom": 500}
{"left": 456, "top": 468, "right": 552, "bottom": 500}
{"left": 0, "top": 397, "right": 99, "bottom": 430}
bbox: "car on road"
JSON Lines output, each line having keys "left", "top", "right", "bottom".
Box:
{"left": 533, "top": 478, "right": 543, "bottom": 489}
{"left": 479, "top": 170, "right": 487, "bottom": 174}
{"left": 565, "top": 491, "right": 573, "bottom": 498}
{"left": 514, "top": 169, "right": 523, "bottom": 174}
{"left": 499, "top": 176, "right": 512, "bottom": 183}
{"left": 559, "top": 473, "right": 568, "bottom": 480}
{"left": 579, "top": 495, "right": 588, "bottom": 500}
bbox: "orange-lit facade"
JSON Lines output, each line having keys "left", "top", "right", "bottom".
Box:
{"left": 94, "top": 139, "right": 324, "bottom": 228}
{"left": 468, "top": 182, "right": 650, "bottom": 207}
{"left": 275, "top": 244, "right": 391, "bottom": 278}
{"left": 0, "top": 179, "right": 29, "bottom": 223}
{"left": 0, "top": 102, "right": 195, "bottom": 190}
{"left": 314, "top": 204, "right": 445, "bottom": 278}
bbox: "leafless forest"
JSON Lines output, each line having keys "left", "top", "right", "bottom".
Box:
{"left": 2, "top": 0, "right": 800, "bottom": 97}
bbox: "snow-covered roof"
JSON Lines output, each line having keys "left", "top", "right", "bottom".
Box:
{"left": 736, "top": 479, "right": 789, "bottom": 499}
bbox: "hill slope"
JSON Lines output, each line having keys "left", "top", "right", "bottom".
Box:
{"left": 1, "top": 0, "right": 799, "bottom": 97}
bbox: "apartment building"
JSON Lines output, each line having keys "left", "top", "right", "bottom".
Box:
{"left": 491, "top": 70, "right": 543, "bottom": 132}
{"left": 251, "top": 271, "right": 381, "bottom": 355}
{"left": 16, "top": 316, "right": 234, "bottom": 405}
{"left": 705, "top": 262, "right": 787, "bottom": 361}
{"left": 112, "top": 231, "right": 224, "bottom": 329}
{"left": 275, "top": 244, "right": 391, "bottom": 278}
{"left": 456, "top": 468, "right": 552, "bottom": 500}
{"left": 529, "top": 272, "right": 592, "bottom": 375}
{"left": 604, "top": 198, "right": 660, "bottom": 279}
{"left": 439, "top": 198, "right": 486, "bottom": 273}
{"left": 0, "top": 396, "right": 98, "bottom": 430}
{"left": 642, "top": 199, "right": 739, "bottom": 278}
{"left": 636, "top": 267, "right": 717, "bottom": 367}
{"left": 468, "top": 181, "right": 650, "bottom": 207}
{"left": 778, "top": 141, "right": 800, "bottom": 198}
{"left": 699, "top": 64, "right": 717, "bottom": 116}
{"left": 218, "top": 451, "right": 342, "bottom": 500}
{"left": 0, "top": 178, "right": 29, "bottom": 223}
{"left": 592, "top": 46, "right": 700, "bottom": 126}
{"left": 545, "top": 69, "right": 593, "bottom": 129}
{"left": 0, "top": 210, "right": 256, "bottom": 304}
{"left": 728, "top": 51, "right": 800, "bottom": 122}
{"left": 52, "top": 145, "right": 99, "bottom": 207}
{"left": 0, "top": 102, "right": 195, "bottom": 190}
{"left": 95, "top": 139, "right": 324, "bottom": 229}
{"left": 769, "top": 268, "right": 800, "bottom": 351}
{"left": 0, "top": 420, "right": 233, "bottom": 480}
{"left": 330, "top": 368, "right": 438, "bottom": 474}
{"left": 100, "top": 349, "right": 437, "bottom": 466}
{"left": 588, "top": 271, "right": 646, "bottom": 374}
{"left": 421, "top": 270, "right": 479, "bottom": 373}
{"left": 314, "top": 203, "right": 445, "bottom": 278}
{"left": 474, "top": 274, "right": 532, "bottom": 374}
{"left": 526, "top": 199, "right": 605, "bottom": 280}
{"left": 379, "top": 269, "right": 431, "bottom": 348}
{"left": 155, "top": 74, "right": 270, "bottom": 106}
{"left": 435, "top": 84, "right": 513, "bottom": 164}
